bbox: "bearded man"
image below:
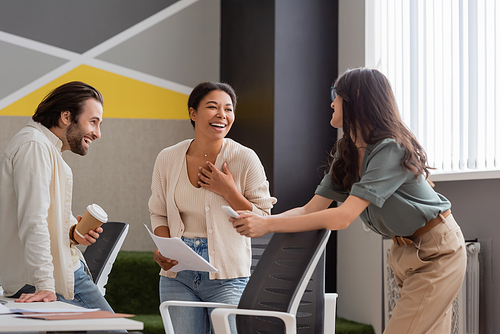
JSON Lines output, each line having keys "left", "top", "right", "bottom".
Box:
{"left": 0, "top": 81, "right": 113, "bottom": 311}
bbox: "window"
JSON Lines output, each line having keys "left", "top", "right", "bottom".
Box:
{"left": 365, "top": 0, "right": 500, "bottom": 180}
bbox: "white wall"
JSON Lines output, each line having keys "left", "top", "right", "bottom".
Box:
{"left": 337, "top": 1, "right": 383, "bottom": 333}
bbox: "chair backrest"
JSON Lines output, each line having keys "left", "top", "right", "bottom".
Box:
{"left": 83, "top": 221, "right": 129, "bottom": 296}
{"left": 237, "top": 229, "right": 331, "bottom": 334}
{"left": 250, "top": 234, "right": 273, "bottom": 274}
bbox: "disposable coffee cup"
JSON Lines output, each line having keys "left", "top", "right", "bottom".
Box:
{"left": 75, "top": 204, "right": 108, "bottom": 239}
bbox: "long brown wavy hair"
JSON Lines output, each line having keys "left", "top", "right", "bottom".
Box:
{"left": 329, "top": 68, "right": 432, "bottom": 191}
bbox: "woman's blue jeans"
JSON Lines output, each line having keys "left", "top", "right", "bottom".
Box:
{"left": 159, "top": 237, "right": 248, "bottom": 334}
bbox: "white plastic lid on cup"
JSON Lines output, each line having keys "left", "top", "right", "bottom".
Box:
{"left": 87, "top": 204, "right": 108, "bottom": 223}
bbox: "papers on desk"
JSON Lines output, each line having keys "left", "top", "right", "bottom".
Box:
{"left": 10, "top": 307, "right": 100, "bottom": 313}
{"left": 15, "top": 310, "right": 134, "bottom": 321}
{"left": 144, "top": 224, "right": 218, "bottom": 273}
{"left": 0, "top": 304, "right": 100, "bottom": 315}
{"left": 0, "top": 303, "right": 10, "bottom": 314}
{"left": 0, "top": 302, "right": 133, "bottom": 321}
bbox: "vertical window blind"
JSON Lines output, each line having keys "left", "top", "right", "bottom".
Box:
{"left": 365, "top": 0, "right": 499, "bottom": 174}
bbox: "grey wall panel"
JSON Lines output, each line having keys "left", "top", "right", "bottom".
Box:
{"left": 97, "top": 0, "right": 220, "bottom": 88}
{"left": 274, "top": 0, "right": 338, "bottom": 211}
{"left": 0, "top": 0, "right": 177, "bottom": 53}
{"left": 220, "top": 0, "right": 275, "bottom": 189}
{"left": 0, "top": 116, "right": 31, "bottom": 150}
{"left": 0, "top": 41, "right": 67, "bottom": 99}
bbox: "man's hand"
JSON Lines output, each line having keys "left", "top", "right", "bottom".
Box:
{"left": 231, "top": 211, "right": 271, "bottom": 238}
{"left": 153, "top": 249, "right": 178, "bottom": 271}
{"left": 72, "top": 215, "right": 102, "bottom": 246}
{"left": 15, "top": 290, "right": 56, "bottom": 303}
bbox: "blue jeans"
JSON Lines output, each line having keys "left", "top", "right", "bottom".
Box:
{"left": 159, "top": 237, "right": 248, "bottom": 334}
{"left": 13, "top": 260, "right": 114, "bottom": 313}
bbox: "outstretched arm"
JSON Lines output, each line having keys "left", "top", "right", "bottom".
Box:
{"left": 232, "top": 194, "right": 369, "bottom": 238}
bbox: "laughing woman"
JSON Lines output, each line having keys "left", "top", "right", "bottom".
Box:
{"left": 148, "top": 82, "right": 276, "bottom": 334}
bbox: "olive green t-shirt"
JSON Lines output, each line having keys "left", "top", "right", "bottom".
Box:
{"left": 315, "top": 138, "right": 451, "bottom": 237}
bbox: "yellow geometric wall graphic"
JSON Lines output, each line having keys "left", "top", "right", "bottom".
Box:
{"left": 0, "top": 65, "right": 189, "bottom": 120}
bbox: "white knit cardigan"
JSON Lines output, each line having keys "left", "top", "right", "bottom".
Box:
{"left": 149, "top": 138, "right": 277, "bottom": 279}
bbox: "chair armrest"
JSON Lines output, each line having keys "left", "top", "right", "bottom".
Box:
{"left": 159, "top": 300, "right": 237, "bottom": 334}
{"left": 324, "top": 293, "right": 338, "bottom": 334}
{"left": 211, "top": 308, "right": 297, "bottom": 334}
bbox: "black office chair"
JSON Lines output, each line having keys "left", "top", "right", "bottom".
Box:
{"left": 83, "top": 221, "right": 129, "bottom": 296}
{"left": 250, "top": 233, "right": 328, "bottom": 334}
{"left": 160, "top": 229, "right": 338, "bottom": 334}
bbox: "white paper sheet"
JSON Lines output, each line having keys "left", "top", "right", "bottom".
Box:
{"left": 0, "top": 303, "right": 10, "bottom": 314}
{"left": 144, "top": 225, "right": 218, "bottom": 273}
{"left": 9, "top": 307, "right": 100, "bottom": 313}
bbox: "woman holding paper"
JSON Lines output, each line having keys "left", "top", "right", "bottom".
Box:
{"left": 148, "top": 82, "right": 276, "bottom": 334}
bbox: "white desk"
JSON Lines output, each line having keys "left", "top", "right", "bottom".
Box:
{"left": 0, "top": 296, "right": 144, "bottom": 333}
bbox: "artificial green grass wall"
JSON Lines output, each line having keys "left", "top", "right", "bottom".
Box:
{"left": 105, "top": 251, "right": 160, "bottom": 315}
{"left": 336, "top": 317, "right": 375, "bottom": 334}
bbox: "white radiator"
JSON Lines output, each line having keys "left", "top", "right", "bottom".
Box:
{"left": 382, "top": 240, "right": 480, "bottom": 334}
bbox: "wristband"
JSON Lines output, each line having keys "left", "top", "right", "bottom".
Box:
{"left": 69, "top": 224, "right": 79, "bottom": 245}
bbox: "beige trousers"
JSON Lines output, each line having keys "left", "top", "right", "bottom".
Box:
{"left": 385, "top": 214, "right": 467, "bottom": 334}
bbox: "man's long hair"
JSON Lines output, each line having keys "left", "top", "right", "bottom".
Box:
{"left": 32, "top": 81, "right": 103, "bottom": 128}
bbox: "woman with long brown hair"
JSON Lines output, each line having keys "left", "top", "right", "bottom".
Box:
{"left": 231, "top": 68, "right": 466, "bottom": 333}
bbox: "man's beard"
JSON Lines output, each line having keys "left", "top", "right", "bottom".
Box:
{"left": 66, "top": 121, "right": 90, "bottom": 156}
